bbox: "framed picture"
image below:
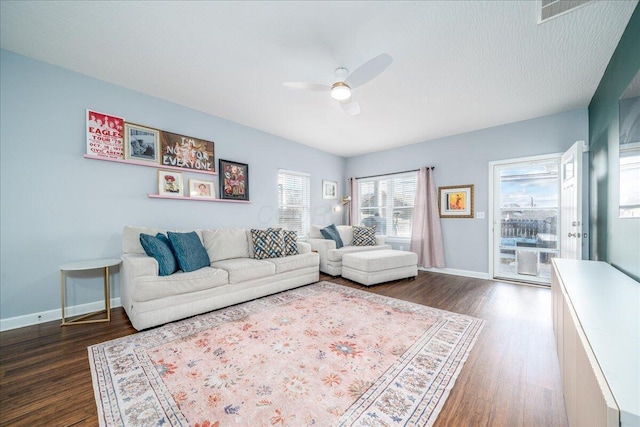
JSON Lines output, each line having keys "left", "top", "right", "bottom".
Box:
{"left": 158, "top": 170, "right": 184, "bottom": 197}
{"left": 189, "top": 179, "right": 215, "bottom": 199}
{"left": 219, "top": 159, "right": 249, "bottom": 201}
{"left": 159, "top": 131, "right": 215, "bottom": 172}
{"left": 438, "top": 184, "right": 474, "bottom": 218}
{"left": 124, "top": 123, "right": 160, "bottom": 163}
{"left": 322, "top": 180, "right": 338, "bottom": 199}
{"left": 86, "top": 109, "right": 124, "bottom": 159}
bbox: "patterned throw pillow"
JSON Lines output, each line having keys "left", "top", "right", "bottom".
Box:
{"left": 320, "top": 224, "right": 344, "bottom": 249}
{"left": 352, "top": 226, "right": 377, "bottom": 246}
{"left": 282, "top": 229, "right": 298, "bottom": 256}
{"left": 139, "top": 233, "right": 179, "bottom": 276}
{"left": 251, "top": 228, "right": 285, "bottom": 259}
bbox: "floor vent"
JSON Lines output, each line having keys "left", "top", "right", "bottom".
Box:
{"left": 539, "top": 0, "right": 593, "bottom": 24}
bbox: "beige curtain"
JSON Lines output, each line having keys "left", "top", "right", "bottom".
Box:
{"left": 348, "top": 177, "right": 358, "bottom": 226}
{"left": 410, "top": 167, "right": 445, "bottom": 268}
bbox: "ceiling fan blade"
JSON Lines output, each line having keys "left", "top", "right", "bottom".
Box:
{"left": 283, "top": 82, "right": 331, "bottom": 91}
{"left": 340, "top": 99, "right": 361, "bottom": 116}
{"left": 345, "top": 53, "right": 392, "bottom": 89}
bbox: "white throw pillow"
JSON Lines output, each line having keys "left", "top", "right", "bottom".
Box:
{"left": 202, "top": 228, "right": 250, "bottom": 262}
{"left": 336, "top": 225, "right": 354, "bottom": 246}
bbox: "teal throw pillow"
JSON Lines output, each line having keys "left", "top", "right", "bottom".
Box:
{"left": 139, "top": 233, "right": 178, "bottom": 276}
{"left": 167, "top": 231, "right": 210, "bottom": 272}
{"left": 320, "top": 224, "right": 344, "bottom": 249}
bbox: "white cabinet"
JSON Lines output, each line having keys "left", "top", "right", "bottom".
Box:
{"left": 551, "top": 259, "right": 639, "bottom": 427}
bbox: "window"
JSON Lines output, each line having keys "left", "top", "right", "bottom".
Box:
{"left": 356, "top": 172, "right": 417, "bottom": 238}
{"left": 278, "top": 170, "right": 310, "bottom": 238}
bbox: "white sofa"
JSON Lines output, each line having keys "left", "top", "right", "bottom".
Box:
{"left": 307, "top": 225, "right": 391, "bottom": 276}
{"left": 120, "top": 226, "right": 319, "bottom": 330}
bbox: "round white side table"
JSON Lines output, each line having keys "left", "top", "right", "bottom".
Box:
{"left": 60, "top": 258, "right": 121, "bottom": 326}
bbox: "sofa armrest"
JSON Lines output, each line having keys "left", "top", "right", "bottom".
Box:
{"left": 296, "top": 241, "right": 311, "bottom": 254}
{"left": 308, "top": 238, "right": 336, "bottom": 272}
{"left": 121, "top": 253, "right": 158, "bottom": 278}
{"left": 375, "top": 236, "right": 387, "bottom": 245}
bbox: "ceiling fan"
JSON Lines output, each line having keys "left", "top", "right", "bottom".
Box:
{"left": 283, "top": 53, "right": 393, "bottom": 116}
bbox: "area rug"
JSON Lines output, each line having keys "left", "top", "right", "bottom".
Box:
{"left": 89, "top": 281, "right": 484, "bottom": 427}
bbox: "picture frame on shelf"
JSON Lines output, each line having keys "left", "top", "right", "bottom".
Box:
{"left": 189, "top": 179, "right": 215, "bottom": 199}
{"left": 159, "top": 131, "right": 215, "bottom": 172}
{"left": 158, "top": 170, "right": 184, "bottom": 197}
{"left": 438, "top": 184, "right": 474, "bottom": 218}
{"left": 86, "top": 109, "right": 124, "bottom": 159}
{"left": 124, "top": 123, "right": 160, "bottom": 163}
{"left": 322, "top": 180, "right": 338, "bottom": 199}
{"left": 219, "top": 159, "right": 249, "bottom": 201}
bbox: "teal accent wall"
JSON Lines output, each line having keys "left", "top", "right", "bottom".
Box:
{"left": 588, "top": 4, "right": 640, "bottom": 280}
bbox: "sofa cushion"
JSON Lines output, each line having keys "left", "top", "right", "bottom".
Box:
{"left": 320, "top": 224, "right": 344, "bottom": 249}
{"left": 352, "top": 226, "right": 377, "bottom": 246}
{"left": 139, "top": 233, "right": 179, "bottom": 276}
{"left": 122, "top": 226, "right": 203, "bottom": 255}
{"left": 133, "top": 267, "right": 229, "bottom": 302}
{"left": 265, "top": 252, "right": 317, "bottom": 274}
{"left": 211, "top": 258, "right": 276, "bottom": 284}
{"left": 251, "top": 228, "right": 284, "bottom": 259}
{"left": 327, "top": 244, "right": 392, "bottom": 262}
{"left": 282, "top": 229, "right": 298, "bottom": 256}
{"left": 202, "top": 228, "right": 250, "bottom": 262}
{"left": 167, "top": 231, "right": 210, "bottom": 272}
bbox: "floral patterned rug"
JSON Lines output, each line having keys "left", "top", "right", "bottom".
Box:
{"left": 89, "top": 282, "right": 484, "bottom": 427}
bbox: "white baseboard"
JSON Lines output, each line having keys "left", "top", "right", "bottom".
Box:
{"left": 419, "top": 267, "right": 490, "bottom": 280}
{"left": 0, "top": 298, "right": 121, "bottom": 332}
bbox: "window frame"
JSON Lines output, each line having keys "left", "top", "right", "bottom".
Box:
{"left": 277, "top": 169, "right": 311, "bottom": 239}
{"left": 356, "top": 171, "right": 418, "bottom": 240}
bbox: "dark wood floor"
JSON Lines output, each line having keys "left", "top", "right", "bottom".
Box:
{"left": 0, "top": 271, "right": 568, "bottom": 427}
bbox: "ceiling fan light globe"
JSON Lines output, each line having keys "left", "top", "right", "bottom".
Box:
{"left": 331, "top": 82, "right": 351, "bottom": 101}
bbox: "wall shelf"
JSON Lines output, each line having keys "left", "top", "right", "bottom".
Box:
{"left": 148, "top": 194, "right": 251, "bottom": 203}
{"left": 84, "top": 154, "right": 217, "bottom": 175}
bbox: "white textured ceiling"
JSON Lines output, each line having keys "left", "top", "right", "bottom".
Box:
{"left": 1, "top": 1, "right": 637, "bottom": 157}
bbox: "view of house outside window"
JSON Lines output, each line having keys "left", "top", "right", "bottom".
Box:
{"left": 356, "top": 172, "right": 417, "bottom": 238}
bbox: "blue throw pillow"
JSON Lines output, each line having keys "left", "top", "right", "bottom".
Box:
{"left": 139, "top": 233, "right": 178, "bottom": 276}
{"left": 167, "top": 231, "right": 210, "bottom": 272}
{"left": 320, "top": 224, "right": 344, "bottom": 249}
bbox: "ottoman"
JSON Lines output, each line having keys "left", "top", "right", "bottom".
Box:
{"left": 342, "top": 249, "right": 418, "bottom": 286}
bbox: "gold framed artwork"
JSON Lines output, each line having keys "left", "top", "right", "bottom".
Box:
{"left": 438, "top": 184, "right": 474, "bottom": 218}
{"left": 158, "top": 170, "right": 184, "bottom": 197}
{"left": 189, "top": 179, "right": 215, "bottom": 199}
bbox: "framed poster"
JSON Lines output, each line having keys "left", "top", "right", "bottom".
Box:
{"left": 159, "top": 131, "right": 215, "bottom": 172}
{"left": 219, "top": 159, "right": 249, "bottom": 201}
{"left": 124, "top": 123, "right": 160, "bottom": 163}
{"left": 438, "top": 184, "right": 474, "bottom": 218}
{"left": 189, "top": 179, "right": 215, "bottom": 199}
{"left": 322, "top": 180, "right": 338, "bottom": 199}
{"left": 86, "top": 109, "right": 124, "bottom": 159}
{"left": 158, "top": 170, "right": 184, "bottom": 197}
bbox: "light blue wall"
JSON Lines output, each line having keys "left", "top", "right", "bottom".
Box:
{"left": 346, "top": 109, "right": 589, "bottom": 274}
{"left": 0, "top": 50, "right": 345, "bottom": 321}
{"left": 588, "top": 5, "right": 640, "bottom": 281}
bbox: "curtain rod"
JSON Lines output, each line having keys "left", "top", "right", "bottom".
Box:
{"left": 355, "top": 167, "right": 434, "bottom": 180}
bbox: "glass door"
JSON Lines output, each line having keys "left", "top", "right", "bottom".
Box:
{"left": 492, "top": 157, "right": 560, "bottom": 285}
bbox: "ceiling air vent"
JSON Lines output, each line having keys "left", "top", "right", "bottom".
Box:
{"left": 539, "top": 0, "right": 593, "bottom": 23}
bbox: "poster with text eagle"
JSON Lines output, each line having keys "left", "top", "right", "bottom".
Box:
{"left": 86, "top": 109, "right": 124, "bottom": 159}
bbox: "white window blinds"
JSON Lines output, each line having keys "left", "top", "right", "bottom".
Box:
{"left": 356, "top": 172, "right": 417, "bottom": 238}
{"left": 278, "top": 169, "right": 311, "bottom": 238}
